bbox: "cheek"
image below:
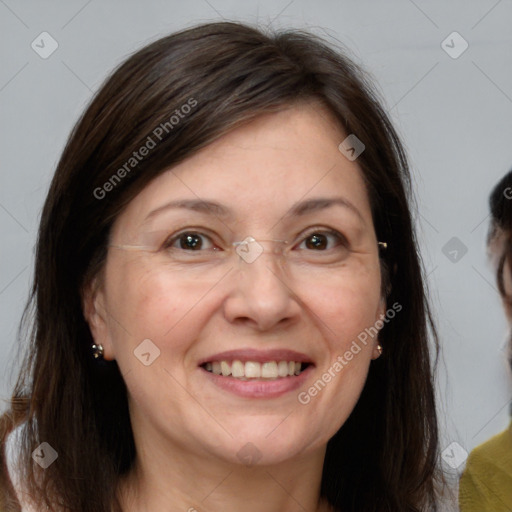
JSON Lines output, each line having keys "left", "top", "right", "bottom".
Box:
{"left": 302, "top": 262, "right": 383, "bottom": 341}
{"left": 102, "top": 263, "right": 208, "bottom": 416}
{"left": 106, "top": 260, "right": 212, "bottom": 342}
{"left": 98, "top": 268, "right": 207, "bottom": 410}
{"left": 503, "top": 260, "right": 512, "bottom": 296}
{"left": 297, "top": 263, "right": 381, "bottom": 406}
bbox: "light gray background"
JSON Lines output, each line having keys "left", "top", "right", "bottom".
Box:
{"left": 1, "top": 0, "right": 511, "bottom": 478}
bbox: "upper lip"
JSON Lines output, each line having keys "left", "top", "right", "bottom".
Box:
{"left": 198, "top": 348, "right": 314, "bottom": 366}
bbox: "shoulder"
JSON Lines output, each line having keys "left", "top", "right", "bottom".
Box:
{"left": 459, "top": 421, "right": 512, "bottom": 512}
{"left": 466, "top": 422, "right": 512, "bottom": 475}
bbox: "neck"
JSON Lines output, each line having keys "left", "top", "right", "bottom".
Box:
{"left": 117, "top": 433, "right": 331, "bottom": 512}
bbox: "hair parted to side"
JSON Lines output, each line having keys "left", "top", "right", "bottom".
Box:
{"left": 0, "top": 21, "right": 441, "bottom": 512}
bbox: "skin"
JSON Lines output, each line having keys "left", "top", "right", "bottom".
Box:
{"left": 503, "top": 259, "right": 512, "bottom": 325}
{"left": 489, "top": 228, "right": 512, "bottom": 376}
{"left": 489, "top": 230, "right": 512, "bottom": 324}
{"left": 83, "top": 102, "right": 386, "bottom": 512}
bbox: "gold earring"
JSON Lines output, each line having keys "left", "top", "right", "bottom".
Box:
{"left": 91, "top": 343, "right": 104, "bottom": 359}
{"left": 377, "top": 344, "right": 383, "bottom": 356}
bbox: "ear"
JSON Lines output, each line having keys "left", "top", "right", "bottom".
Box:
{"left": 82, "top": 277, "right": 115, "bottom": 361}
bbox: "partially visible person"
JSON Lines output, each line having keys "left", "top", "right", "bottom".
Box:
{"left": 459, "top": 170, "right": 512, "bottom": 511}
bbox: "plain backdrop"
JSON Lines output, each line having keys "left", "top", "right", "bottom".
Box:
{"left": 1, "top": 0, "right": 512, "bottom": 482}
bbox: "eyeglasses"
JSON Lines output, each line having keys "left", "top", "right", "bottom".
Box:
{"left": 108, "top": 230, "right": 387, "bottom": 268}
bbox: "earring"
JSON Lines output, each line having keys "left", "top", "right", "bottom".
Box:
{"left": 91, "top": 343, "right": 104, "bottom": 359}
{"left": 377, "top": 344, "right": 383, "bottom": 356}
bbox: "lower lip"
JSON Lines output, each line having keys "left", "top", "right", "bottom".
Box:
{"left": 200, "top": 365, "right": 314, "bottom": 398}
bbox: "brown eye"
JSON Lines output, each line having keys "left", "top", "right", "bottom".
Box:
{"left": 305, "top": 234, "right": 328, "bottom": 250}
{"left": 165, "top": 232, "right": 215, "bottom": 251}
{"left": 298, "top": 230, "right": 346, "bottom": 251}
{"left": 180, "top": 233, "right": 203, "bottom": 250}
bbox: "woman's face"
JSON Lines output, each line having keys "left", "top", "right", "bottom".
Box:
{"left": 85, "top": 103, "right": 386, "bottom": 466}
{"left": 489, "top": 230, "right": 512, "bottom": 324}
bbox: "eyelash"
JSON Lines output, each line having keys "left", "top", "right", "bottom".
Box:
{"left": 161, "top": 227, "right": 349, "bottom": 252}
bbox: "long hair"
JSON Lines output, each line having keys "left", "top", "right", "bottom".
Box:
{"left": 1, "top": 21, "right": 440, "bottom": 511}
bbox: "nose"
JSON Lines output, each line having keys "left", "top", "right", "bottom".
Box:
{"left": 222, "top": 252, "right": 302, "bottom": 332}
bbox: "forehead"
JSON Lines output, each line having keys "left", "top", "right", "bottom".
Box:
{"left": 112, "top": 103, "right": 374, "bottom": 235}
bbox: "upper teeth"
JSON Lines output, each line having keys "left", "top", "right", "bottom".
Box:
{"left": 204, "top": 360, "right": 304, "bottom": 379}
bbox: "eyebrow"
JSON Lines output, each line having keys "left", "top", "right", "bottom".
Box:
{"left": 142, "top": 197, "right": 365, "bottom": 224}
{"left": 143, "top": 199, "right": 230, "bottom": 223}
{"left": 289, "top": 197, "right": 364, "bottom": 222}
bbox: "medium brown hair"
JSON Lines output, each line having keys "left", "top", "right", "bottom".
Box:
{"left": 1, "top": 21, "right": 441, "bottom": 511}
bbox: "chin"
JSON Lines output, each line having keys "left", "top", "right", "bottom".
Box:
{"left": 204, "top": 417, "right": 326, "bottom": 466}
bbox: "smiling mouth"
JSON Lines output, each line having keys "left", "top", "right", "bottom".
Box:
{"left": 200, "top": 360, "right": 312, "bottom": 380}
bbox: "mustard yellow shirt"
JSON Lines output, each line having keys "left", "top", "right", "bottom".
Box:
{"left": 459, "top": 421, "right": 512, "bottom": 511}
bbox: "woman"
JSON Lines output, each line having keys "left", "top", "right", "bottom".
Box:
{"left": 0, "top": 21, "right": 442, "bottom": 511}
{"left": 459, "top": 170, "right": 512, "bottom": 511}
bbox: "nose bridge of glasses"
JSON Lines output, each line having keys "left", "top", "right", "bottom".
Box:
{"left": 232, "top": 236, "right": 289, "bottom": 264}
